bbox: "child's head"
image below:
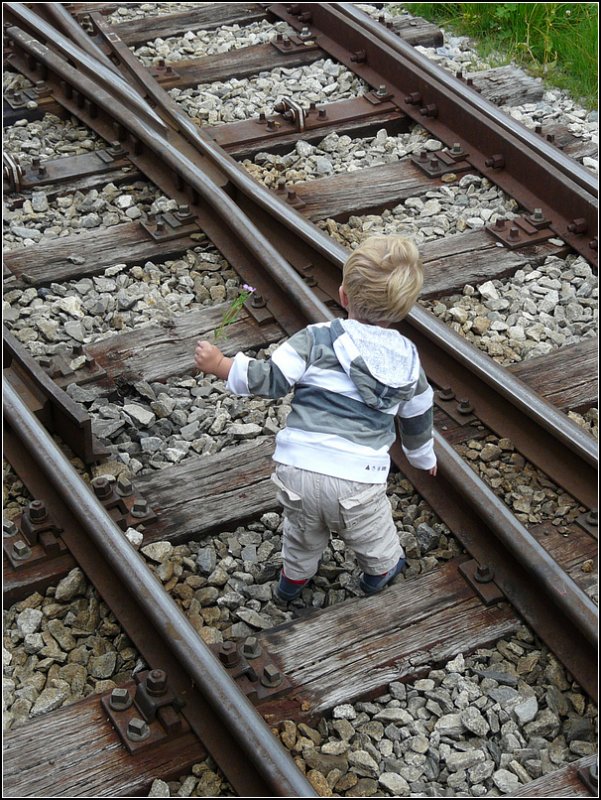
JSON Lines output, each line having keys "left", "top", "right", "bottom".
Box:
{"left": 341, "top": 235, "right": 423, "bottom": 323}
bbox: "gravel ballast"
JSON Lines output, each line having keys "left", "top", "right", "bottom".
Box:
{"left": 3, "top": 4, "right": 597, "bottom": 797}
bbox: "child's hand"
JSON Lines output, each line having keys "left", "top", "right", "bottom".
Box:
{"left": 195, "top": 340, "right": 225, "bottom": 375}
{"left": 428, "top": 465, "right": 437, "bottom": 476}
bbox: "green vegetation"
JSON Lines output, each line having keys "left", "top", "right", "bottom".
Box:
{"left": 396, "top": 3, "right": 598, "bottom": 108}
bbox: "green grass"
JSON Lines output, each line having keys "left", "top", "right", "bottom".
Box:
{"left": 394, "top": 3, "right": 598, "bottom": 109}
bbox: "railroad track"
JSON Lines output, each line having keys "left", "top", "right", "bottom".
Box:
{"left": 3, "top": 3, "right": 598, "bottom": 798}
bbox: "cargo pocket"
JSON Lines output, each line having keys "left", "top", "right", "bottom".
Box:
{"left": 271, "top": 471, "right": 304, "bottom": 530}
{"left": 339, "top": 483, "right": 388, "bottom": 531}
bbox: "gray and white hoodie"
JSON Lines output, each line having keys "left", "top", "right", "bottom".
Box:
{"left": 227, "top": 319, "right": 436, "bottom": 483}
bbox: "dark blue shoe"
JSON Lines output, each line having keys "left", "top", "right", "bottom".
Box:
{"left": 360, "top": 558, "right": 406, "bottom": 595}
{"left": 275, "top": 571, "right": 309, "bottom": 602}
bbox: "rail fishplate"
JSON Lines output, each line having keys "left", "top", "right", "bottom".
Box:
{"left": 459, "top": 559, "right": 505, "bottom": 605}
{"left": 3, "top": 502, "right": 66, "bottom": 569}
{"left": 208, "top": 638, "right": 292, "bottom": 704}
{"left": 101, "top": 671, "right": 189, "bottom": 754}
{"left": 487, "top": 212, "right": 555, "bottom": 249}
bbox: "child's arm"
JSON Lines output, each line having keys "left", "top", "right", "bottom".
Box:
{"left": 397, "top": 367, "right": 437, "bottom": 475}
{"left": 196, "top": 327, "right": 313, "bottom": 398}
{"left": 194, "top": 341, "right": 233, "bottom": 381}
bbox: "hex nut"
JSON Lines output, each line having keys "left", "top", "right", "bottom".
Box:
{"left": 127, "top": 717, "right": 150, "bottom": 741}
{"left": 109, "top": 687, "right": 132, "bottom": 711}
{"left": 241, "top": 637, "right": 262, "bottom": 660}
{"left": 260, "top": 664, "right": 282, "bottom": 688}
{"left": 12, "top": 540, "right": 31, "bottom": 560}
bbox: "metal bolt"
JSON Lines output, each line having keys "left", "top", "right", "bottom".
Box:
{"left": 450, "top": 142, "right": 463, "bottom": 155}
{"left": 457, "top": 399, "right": 474, "bottom": 415}
{"left": 350, "top": 50, "right": 366, "bottom": 63}
{"left": 494, "top": 218, "right": 506, "bottom": 230}
{"left": 485, "top": 154, "right": 505, "bottom": 169}
{"left": 109, "top": 687, "right": 132, "bottom": 710}
{"left": 218, "top": 641, "right": 240, "bottom": 667}
{"left": 146, "top": 669, "right": 168, "bottom": 696}
{"left": 475, "top": 564, "right": 494, "bottom": 583}
{"left": 429, "top": 156, "right": 439, "bottom": 169}
{"left": 3, "top": 519, "right": 18, "bottom": 538}
{"left": 546, "top": 133, "right": 555, "bottom": 144}
{"left": 241, "top": 637, "right": 262, "bottom": 659}
{"left": 419, "top": 104, "right": 438, "bottom": 117}
{"left": 281, "top": 35, "right": 291, "bottom": 48}
{"left": 567, "top": 218, "right": 588, "bottom": 234}
{"left": 155, "top": 219, "right": 165, "bottom": 232}
{"left": 585, "top": 510, "right": 598, "bottom": 527}
{"left": 286, "top": 189, "right": 297, "bottom": 202}
{"left": 376, "top": 84, "right": 388, "bottom": 97}
{"left": 418, "top": 150, "right": 428, "bottom": 162}
{"left": 508, "top": 226, "right": 521, "bottom": 241}
{"left": 12, "top": 541, "right": 31, "bottom": 561}
{"left": 298, "top": 26, "right": 312, "bottom": 40}
{"left": 405, "top": 92, "right": 422, "bottom": 105}
{"left": 176, "top": 203, "right": 190, "bottom": 217}
{"left": 267, "top": 119, "right": 277, "bottom": 130}
{"left": 531, "top": 208, "right": 544, "bottom": 222}
{"left": 131, "top": 498, "right": 149, "bottom": 518}
{"left": 28, "top": 500, "right": 48, "bottom": 523}
{"left": 91, "top": 476, "right": 112, "bottom": 500}
{"left": 116, "top": 474, "right": 133, "bottom": 497}
{"left": 317, "top": 108, "right": 327, "bottom": 119}
{"left": 126, "top": 717, "right": 150, "bottom": 741}
{"left": 437, "top": 387, "right": 455, "bottom": 401}
{"left": 260, "top": 664, "right": 282, "bottom": 688}
{"left": 251, "top": 293, "right": 266, "bottom": 309}
{"left": 258, "top": 111, "right": 266, "bottom": 122}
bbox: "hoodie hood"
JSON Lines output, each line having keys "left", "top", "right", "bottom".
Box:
{"left": 332, "top": 319, "right": 420, "bottom": 411}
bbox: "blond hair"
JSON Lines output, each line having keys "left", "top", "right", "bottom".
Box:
{"left": 342, "top": 235, "right": 423, "bottom": 323}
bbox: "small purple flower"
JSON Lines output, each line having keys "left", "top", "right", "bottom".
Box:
{"left": 242, "top": 284, "right": 256, "bottom": 293}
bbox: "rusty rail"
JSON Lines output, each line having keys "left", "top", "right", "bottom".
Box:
{"left": 3, "top": 380, "right": 317, "bottom": 798}
{"left": 265, "top": 2, "right": 598, "bottom": 264}
{"left": 4, "top": 2, "right": 597, "bottom": 696}
{"left": 40, "top": 2, "right": 596, "bottom": 492}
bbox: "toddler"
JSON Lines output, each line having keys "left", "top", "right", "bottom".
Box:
{"left": 194, "top": 235, "right": 437, "bottom": 601}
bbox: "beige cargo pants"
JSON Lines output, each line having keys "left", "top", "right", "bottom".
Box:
{"left": 271, "top": 463, "right": 404, "bottom": 581}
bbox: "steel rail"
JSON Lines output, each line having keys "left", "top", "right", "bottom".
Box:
{"left": 3, "top": 380, "right": 317, "bottom": 798}
{"left": 62, "top": 7, "right": 597, "bottom": 480}
{"left": 264, "top": 3, "right": 597, "bottom": 264}
{"left": 6, "top": 9, "right": 596, "bottom": 676}
{"left": 335, "top": 2, "right": 597, "bottom": 195}
{"left": 5, "top": 22, "right": 334, "bottom": 331}
{"left": 37, "top": 1, "right": 122, "bottom": 76}
{"left": 4, "top": 2, "right": 167, "bottom": 134}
